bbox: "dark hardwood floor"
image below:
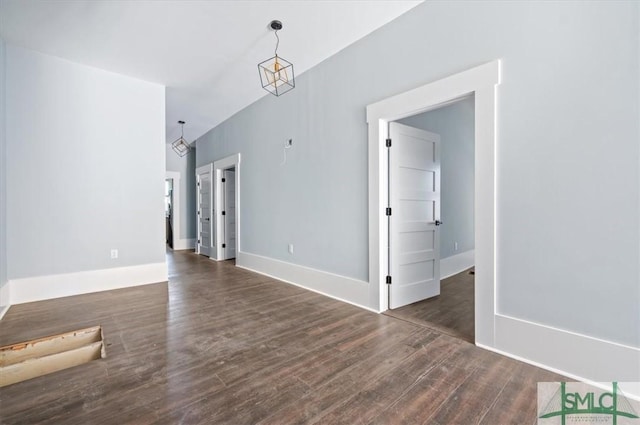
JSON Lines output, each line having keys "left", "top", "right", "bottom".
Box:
{"left": 384, "top": 268, "right": 475, "bottom": 343}
{"left": 0, "top": 251, "right": 563, "bottom": 424}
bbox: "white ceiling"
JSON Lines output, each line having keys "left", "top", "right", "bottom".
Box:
{"left": 0, "top": 0, "right": 422, "bottom": 144}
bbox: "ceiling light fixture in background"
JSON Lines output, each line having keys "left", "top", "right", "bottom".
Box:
{"left": 258, "top": 20, "right": 295, "bottom": 97}
{"left": 172, "top": 120, "right": 191, "bottom": 157}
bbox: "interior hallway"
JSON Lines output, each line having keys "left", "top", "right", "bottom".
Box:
{"left": 0, "top": 250, "right": 563, "bottom": 424}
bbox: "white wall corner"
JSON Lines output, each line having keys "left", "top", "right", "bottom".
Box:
{"left": 440, "top": 249, "right": 474, "bottom": 280}
{"left": 0, "top": 283, "right": 10, "bottom": 320}
{"left": 236, "top": 251, "right": 376, "bottom": 312}
{"left": 8, "top": 262, "right": 168, "bottom": 305}
{"left": 0, "top": 305, "right": 9, "bottom": 321}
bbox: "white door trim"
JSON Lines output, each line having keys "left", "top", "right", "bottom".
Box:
{"left": 213, "top": 153, "right": 241, "bottom": 261}
{"left": 366, "top": 60, "right": 500, "bottom": 347}
{"left": 165, "top": 171, "right": 180, "bottom": 249}
{"left": 195, "top": 164, "right": 214, "bottom": 257}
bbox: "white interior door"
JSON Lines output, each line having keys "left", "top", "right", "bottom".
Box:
{"left": 222, "top": 169, "right": 236, "bottom": 259}
{"left": 196, "top": 167, "right": 212, "bottom": 257}
{"left": 388, "top": 122, "right": 441, "bottom": 309}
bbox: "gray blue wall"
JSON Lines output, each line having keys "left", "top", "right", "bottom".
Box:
{"left": 397, "top": 96, "right": 475, "bottom": 260}
{"left": 197, "top": 1, "right": 639, "bottom": 348}
{"left": 6, "top": 45, "right": 166, "bottom": 279}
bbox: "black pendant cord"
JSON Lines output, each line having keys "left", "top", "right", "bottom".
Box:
{"left": 274, "top": 30, "right": 280, "bottom": 57}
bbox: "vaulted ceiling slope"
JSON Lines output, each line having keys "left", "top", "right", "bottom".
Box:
{"left": 0, "top": 0, "right": 422, "bottom": 144}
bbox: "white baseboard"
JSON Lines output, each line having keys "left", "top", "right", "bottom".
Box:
{"left": 440, "top": 249, "right": 474, "bottom": 279}
{"left": 438, "top": 249, "right": 640, "bottom": 397}
{"left": 173, "top": 238, "right": 196, "bottom": 250}
{"left": 480, "top": 313, "right": 640, "bottom": 398}
{"left": 210, "top": 249, "right": 640, "bottom": 396}
{"left": 8, "top": 262, "right": 168, "bottom": 305}
{"left": 236, "top": 251, "right": 375, "bottom": 313}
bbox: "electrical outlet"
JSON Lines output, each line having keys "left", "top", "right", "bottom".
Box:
{"left": 288, "top": 244, "right": 294, "bottom": 254}
{"left": 110, "top": 249, "right": 118, "bottom": 259}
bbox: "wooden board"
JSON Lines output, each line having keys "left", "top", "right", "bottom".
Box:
{"left": 0, "top": 326, "right": 105, "bottom": 387}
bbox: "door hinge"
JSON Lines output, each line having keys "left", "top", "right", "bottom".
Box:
{"left": 385, "top": 207, "right": 392, "bottom": 216}
{"left": 222, "top": 211, "right": 226, "bottom": 216}
{"left": 386, "top": 275, "right": 392, "bottom": 284}
{"left": 222, "top": 243, "right": 226, "bottom": 248}
{"left": 197, "top": 182, "right": 200, "bottom": 186}
{"left": 222, "top": 178, "right": 226, "bottom": 183}
{"left": 386, "top": 138, "right": 392, "bottom": 147}
{"left": 197, "top": 239, "right": 200, "bottom": 244}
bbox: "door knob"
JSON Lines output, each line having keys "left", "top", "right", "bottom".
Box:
{"left": 435, "top": 220, "right": 442, "bottom": 226}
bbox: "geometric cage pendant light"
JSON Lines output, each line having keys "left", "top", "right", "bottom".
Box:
{"left": 258, "top": 20, "right": 295, "bottom": 97}
{"left": 171, "top": 120, "right": 191, "bottom": 157}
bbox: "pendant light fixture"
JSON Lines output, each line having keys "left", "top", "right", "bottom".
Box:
{"left": 172, "top": 120, "right": 190, "bottom": 157}
{"left": 258, "top": 20, "right": 295, "bottom": 97}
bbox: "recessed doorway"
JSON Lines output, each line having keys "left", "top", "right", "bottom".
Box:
{"left": 366, "top": 60, "right": 500, "bottom": 347}
{"left": 220, "top": 167, "right": 236, "bottom": 260}
{"left": 165, "top": 178, "right": 174, "bottom": 249}
{"left": 383, "top": 96, "right": 476, "bottom": 342}
{"left": 214, "top": 153, "right": 241, "bottom": 262}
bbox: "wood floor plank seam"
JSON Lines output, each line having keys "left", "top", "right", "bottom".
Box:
{"left": 255, "top": 328, "right": 432, "bottom": 425}
{"left": 476, "top": 368, "right": 516, "bottom": 425}
{"left": 365, "top": 338, "right": 469, "bottom": 424}
{"left": 304, "top": 333, "right": 457, "bottom": 425}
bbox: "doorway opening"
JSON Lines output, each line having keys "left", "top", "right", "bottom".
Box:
{"left": 214, "top": 154, "right": 241, "bottom": 262}
{"left": 165, "top": 178, "right": 174, "bottom": 249}
{"left": 383, "top": 96, "right": 476, "bottom": 342}
{"left": 366, "top": 60, "right": 500, "bottom": 347}
{"left": 220, "top": 167, "right": 236, "bottom": 260}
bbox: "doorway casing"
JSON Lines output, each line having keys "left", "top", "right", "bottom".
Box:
{"left": 366, "top": 60, "right": 500, "bottom": 347}
{"left": 213, "top": 153, "right": 241, "bottom": 261}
